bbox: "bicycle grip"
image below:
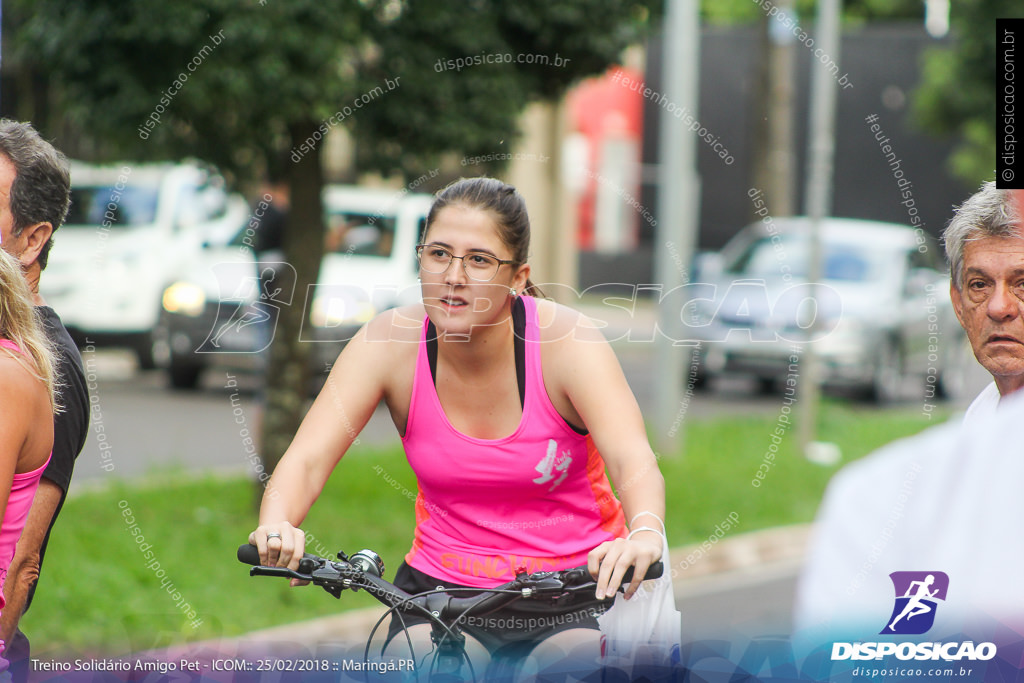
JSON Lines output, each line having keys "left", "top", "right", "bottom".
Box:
{"left": 238, "top": 543, "right": 262, "bottom": 566}
{"left": 238, "top": 543, "right": 324, "bottom": 572}
{"left": 622, "top": 560, "right": 663, "bottom": 584}
{"left": 563, "top": 561, "right": 664, "bottom": 587}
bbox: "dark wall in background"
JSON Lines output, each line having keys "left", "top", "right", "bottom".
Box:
{"left": 580, "top": 22, "right": 971, "bottom": 290}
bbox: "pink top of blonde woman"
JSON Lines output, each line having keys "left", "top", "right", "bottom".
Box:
{"left": 0, "top": 338, "right": 51, "bottom": 614}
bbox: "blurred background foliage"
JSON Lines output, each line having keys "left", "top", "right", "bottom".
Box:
{"left": 914, "top": 0, "right": 1018, "bottom": 186}
{"left": 4, "top": 0, "right": 984, "bottom": 185}
{"left": 701, "top": 0, "right": 924, "bottom": 24}
{"left": 7, "top": 0, "right": 661, "bottom": 183}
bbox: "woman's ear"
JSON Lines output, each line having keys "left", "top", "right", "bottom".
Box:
{"left": 513, "top": 263, "right": 530, "bottom": 292}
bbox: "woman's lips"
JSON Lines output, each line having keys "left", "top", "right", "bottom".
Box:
{"left": 440, "top": 296, "right": 468, "bottom": 309}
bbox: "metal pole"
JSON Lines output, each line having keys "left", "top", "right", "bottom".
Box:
{"left": 796, "top": 0, "right": 841, "bottom": 457}
{"left": 653, "top": 0, "right": 701, "bottom": 456}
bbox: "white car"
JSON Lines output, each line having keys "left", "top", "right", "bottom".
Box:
{"left": 155, "top": 185, "right": 431, "bottom": 389}
{"left": 40, "top": 161, "right": 248, "bottom": 368}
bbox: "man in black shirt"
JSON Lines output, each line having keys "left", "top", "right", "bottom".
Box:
{"left": 0, "top": 120, "right": 89, "bottom": 681}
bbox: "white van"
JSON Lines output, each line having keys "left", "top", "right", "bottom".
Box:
{"left": 155, "top": 185, "right": 431, "bottom": 388}
{"left": 40, "top": 161, "right": 248, "bottom": 367}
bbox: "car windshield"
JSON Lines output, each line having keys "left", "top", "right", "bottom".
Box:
{"left": 227, "top": 208, "right": 399, "bottom": 256}
{"left": 726, "top": 234, "right": 897, "bottom": 282}
{"left": 67, "top": 185, "right": 160, "bottom": 227}
{"left": 325, "top": 211, "right": 396, "bottom": 257}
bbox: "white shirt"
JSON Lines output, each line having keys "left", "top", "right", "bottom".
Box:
{"left": 963, "top": 381, "right": 1001, "bottom": 424}
{"left": 794, "top": 390, "right": 1024, "bottom": 638}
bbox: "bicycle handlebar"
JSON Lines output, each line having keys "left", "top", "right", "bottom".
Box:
{"left": 239, "top": 543, "right": 666, "bottom": 680}
{"left": 239, "top": 542, "right": 667, "bottom": 683}
{"left": 238, "top": 543, "right": 663, "bottom": 617}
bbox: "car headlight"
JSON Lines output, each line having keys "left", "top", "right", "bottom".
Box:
{"left": 311, "top": 296, "right": 376, "bottom": 327}
{"left": 162, "top": 282, "right": 207, "bottom": 317}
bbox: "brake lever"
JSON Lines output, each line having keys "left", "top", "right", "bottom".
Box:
{"left": 523, "top": 562, "right": 665, "bottom": 602}
{"left": 521, "top": 576, "right": 571, "bottom": 595}
{"left": 309, "top": 559, "right": 371, "bottom": 599}
{"left": 250, "top": 566, "right": 313, "bottom": 581}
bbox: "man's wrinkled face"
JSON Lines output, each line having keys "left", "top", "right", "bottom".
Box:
{"left": 951, "top": 233, "right": 1024, "bottom": 396}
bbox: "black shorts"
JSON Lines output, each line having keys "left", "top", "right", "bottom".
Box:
{"left": 384, "top": 562, "right": 611, "bottom": 655}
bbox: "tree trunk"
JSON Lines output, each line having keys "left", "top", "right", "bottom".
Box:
{"left": 750, "top": 3, "right": 796, "bottom": 219}
{"left": 260, "top": 119, "right": 325, "bottom": 474}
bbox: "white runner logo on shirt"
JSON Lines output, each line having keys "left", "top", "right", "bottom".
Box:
{"left": 533, "top": 439, "right": 572, "bottom": 492}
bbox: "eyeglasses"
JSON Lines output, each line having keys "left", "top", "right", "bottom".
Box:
{"left": 416, "top": 243, "right": 518, "bottom": 282}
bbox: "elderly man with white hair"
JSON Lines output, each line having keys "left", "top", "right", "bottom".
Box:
{"left": 793, "top": 182, "right": 1024, "bottom": 641}
{"left": 943, "top": 181, "right": 1024, "bottom": 419}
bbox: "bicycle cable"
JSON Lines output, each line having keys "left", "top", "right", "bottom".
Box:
{"left": 364, "top": 585, "right": 523, "bottom": 683}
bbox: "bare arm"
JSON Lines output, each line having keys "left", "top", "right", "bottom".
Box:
{"left": 249, "top": 315, "right": 395, "bottom": 572}
{"left": 0, "top": 479, "right": 61, "bottom": 642}
{"left": 549, "top": 310, "right": 666, "bottom": 599}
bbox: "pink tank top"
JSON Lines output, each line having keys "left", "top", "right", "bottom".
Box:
{"left": 402, "top": 295, "right": 626, "bottom": 587}
{"left": 0, "top": 339, "right": 52, "bottom": 612}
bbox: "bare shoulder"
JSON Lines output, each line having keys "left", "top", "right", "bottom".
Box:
{"left": 535, "top": 297, "right": 619, "bottom": 387}
{"left": 535, "top": 297, "right": 608, "bottom": 347}
{"left": 0, "top": 353, "right": 46, "bottom": 404}
{"left": 315, "top": 304, "right": 422, "bottom": 425}
{"left": 332, "top": 304, "right": 421, "bottom": 385}
{"left": 338, "top": 304, "right": 423, "bottom": 426}
{"left": 0, "top": 352, "right": 49, "bottom": 440}
{"left": 335, "top": 305, "right": 423, "bottom": 376}
{"left": 534, "top": 297, "right": 633, "bottom": 428}
{"left": 361, "top": 303, "right": 425, "bottom": 346}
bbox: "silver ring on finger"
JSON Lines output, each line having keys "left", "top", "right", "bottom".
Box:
{"left": 266, "top": 532, "right": 283, "bottom": 540}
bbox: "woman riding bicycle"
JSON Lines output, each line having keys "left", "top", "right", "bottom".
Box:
{"left": 250, "top": 177, "right": 666, "bottom": 668}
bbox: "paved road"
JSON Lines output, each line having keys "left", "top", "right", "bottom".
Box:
{"left": 677, "top": 561, "right": 799, "bottom": 639}
{"left": 68, "top": 337, "right": 985, "bottom": 492}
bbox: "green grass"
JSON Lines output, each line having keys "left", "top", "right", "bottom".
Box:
{"left": 25, "top": 400, "right": 951, "bottom": 656}
{"left": 659, "top": 400, "right": 953, "bottom": 540}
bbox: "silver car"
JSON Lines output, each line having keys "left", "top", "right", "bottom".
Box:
{"left": 689, "top": 217, "right": 968, "bottom": 403}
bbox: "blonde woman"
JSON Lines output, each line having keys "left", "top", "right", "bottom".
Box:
{"left": 0, "top": 248, "right": 55, "bottom": 664}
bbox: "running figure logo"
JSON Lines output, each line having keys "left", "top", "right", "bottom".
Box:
{"left": 208, "top": 267, "right": 281, "bottom": 349}
{"left": 881, "top": 571, "right": 949, "bottom": 635}
{"left": 198, "top": 262, "right": 295, "bottom": 354}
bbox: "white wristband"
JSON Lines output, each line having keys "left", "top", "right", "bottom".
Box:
{"left": 629, "top": 511, "right": 666, "bottom": 534}
{"left": 627, "top": 526, "right": 665, "bottom": 540}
